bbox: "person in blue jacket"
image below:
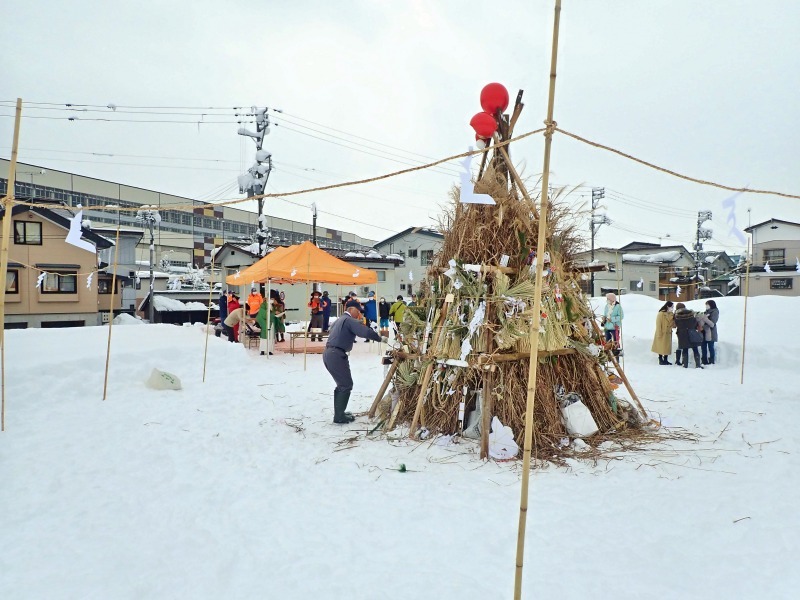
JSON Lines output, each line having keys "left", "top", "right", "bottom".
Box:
{"left": 363, "top": 291, "right": 378, "bottom": 329}
{"left": 321, "top": 290, "right": 332, "bottom": 332}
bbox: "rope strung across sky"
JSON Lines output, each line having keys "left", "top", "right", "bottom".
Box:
{"left": 5, "top": 126, "right": 800, "bottom": 214}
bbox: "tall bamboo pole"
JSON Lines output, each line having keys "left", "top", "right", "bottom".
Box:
{"left": 201, "top": 252, "right": 215, "bottom": 382}
{"left": 515, "top": 2, "right": 562, "bottom": 598}
{"left": 740, "top": 260, "right": 751, "bottom": 384}
{"left": 0, "top": 98, "right": 23, "bottom": 431}
{"left": 102, "top": 221, "right": 122, "bottom": 400}
{"left": 303, "top": 252, "right": 310, "bottom": 371}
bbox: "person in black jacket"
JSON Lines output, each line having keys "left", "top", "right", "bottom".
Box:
{"left": 673, "top": 303, "right": 704, "bottom": 369}
{"left": 378, "top": 296, "right": 391, "bottom": 338}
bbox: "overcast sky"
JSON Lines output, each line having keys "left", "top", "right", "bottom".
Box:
{"left": 2, "top": 0, "right": 798, "bottom": 253}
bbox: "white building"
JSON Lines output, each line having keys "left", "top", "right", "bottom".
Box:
{"left": 373, "top": 227, "right": 444, "bottom": 298}
{"left": 743, "top": 218, "right": 800, "bottom": 296}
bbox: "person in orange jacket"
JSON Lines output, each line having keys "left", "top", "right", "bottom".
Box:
{"left": 308, "top": 290, "right": 324, "bottom": 342}
{"left": 247, "top": 287, "right": 264, "bottom": 319}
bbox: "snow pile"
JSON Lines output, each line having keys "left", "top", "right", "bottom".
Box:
{"left": 1, "top": 296, "right": 799, "bottom": 598}
{"left": 622, "top": 250, "right": 681, "bottom": 263}
{"left": 152, "top": 296, "right": 209, "bottom": 312}
{"left": 385, "top": 253, "right": 404, "bottom": 261}
{"left": 345, "top": 251, "right": 365, "bottom": 258}
{"left": 112, "top": 313, "right": 143, "bottom": 325}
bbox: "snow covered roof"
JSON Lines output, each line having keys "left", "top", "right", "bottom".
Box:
{"left": 345, "top": 251, "right": 365, "bottom": 258}
{"left": 135, "top": 270, "right": 171, "bottom": 279}
{"left": 622, "top": 251, "right": 681, "bottom": 263}
{"left": 153, "top": 296, "right": 213, "bottom": 311}
{"left": 704, "top": 255, "right": 718, "bottom": 263}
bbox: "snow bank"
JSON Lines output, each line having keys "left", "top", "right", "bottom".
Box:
{"left": 622, "top": 250, "right": 681, "bottom": 263}
{"left": 112, "top": 313, "right": 143, "bottom": 325}
{"left": 153, "top": 296, "right": 210, "bottom": 311}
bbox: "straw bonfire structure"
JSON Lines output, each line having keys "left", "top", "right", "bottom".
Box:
{"left": 370, "top": 88, "right": 646, "bottom": 459}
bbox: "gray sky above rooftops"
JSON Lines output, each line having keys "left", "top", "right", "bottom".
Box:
{"left": 1, "top": 0, "right": 798, "bottom": 254}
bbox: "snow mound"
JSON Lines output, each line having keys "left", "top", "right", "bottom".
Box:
{"left": 112, "top": 313, "right": 144, "bottom": 325}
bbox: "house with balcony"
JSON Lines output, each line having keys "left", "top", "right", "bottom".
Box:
{"left": 3, "top": 201, "right": 114, "bottom": 328}
{"left": 743, "top": 218, "right": 800, "bottom": 296}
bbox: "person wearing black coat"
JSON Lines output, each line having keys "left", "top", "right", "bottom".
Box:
{"left": 673, "top": 303, "right": 704, "bottom": 369}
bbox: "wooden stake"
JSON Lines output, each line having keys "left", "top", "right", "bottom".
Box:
{"left": 740, "top": 259, "right": 751, "bottom": 384}
{"left": 201, "top": 251, "right": 215, "bottom": 383}
{"left": 515, "top": 4, "right": 561, "bottom": 598}
{"left": 480, "top": 365, "right": 496, "bottom": 459}
{"left": 0, "top": 98, "right": 22, "bottom": 431}
{"left": 101, "top": 221, "right": 122, "bottom": 400}
{"left": 494, "top": 134, "right": 539, "bottom": 218}
{"left": 368, "top": 358, "right": 399, "bottom": 418}
{"left": 589, "top": 317, "right": 645, "bottom": 418}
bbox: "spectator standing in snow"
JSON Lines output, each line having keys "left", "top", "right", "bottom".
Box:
{"left": 378, "top": 296, "right": 391, "bottom": 337}
{"left": 255, "top": 300, "right": 272, "bottom": 356}
{"left": 674, "top": 302, "right": 704, "bottom": 369}
{"left": 247, "top": 287, "right": 264, "bottom": 319}
{"left": 650, "top": 301, "right": 675, "bottom": 365}
{"left": 224, "top": 293, "right": 244, "bottom": 343}
{"left": 364, "top": 291, "right": 378, "bottom": 329}
{"left": 308, "top": 291, "right": 324, "bottom": 341}
{"left": 321, "top": 291, "right": 332, "bottom": 332}
{"left": 389, "top": 295, "right": 407, "bottom": 335}
{"left": 323, "top": 299, "right": 386, "bottom": 423}
{"left": 218, "top": 289, "right": 229, "bottom": 338}
{"left": 602, "top": 293, "right": 624, "bottom": 355}
{"left": 270, "top": 289, "right": 286, "bottom": 343}
{"left": 697, "top": 300, "right": 719, "bottom": 365}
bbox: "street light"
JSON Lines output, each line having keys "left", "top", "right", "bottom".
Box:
{"left": 135, "top": 206, "right": 161, "bottom": 323}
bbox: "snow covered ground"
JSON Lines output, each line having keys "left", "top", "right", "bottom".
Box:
{"left": 1, "top": 294, "right": 798, "bottom": 599}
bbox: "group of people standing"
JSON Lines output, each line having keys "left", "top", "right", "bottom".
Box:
{"left": 219, "top": 287, "right": 286, "bottom": 352}
{"left": 651, "top": 300, "right": 719, "bottom": 368}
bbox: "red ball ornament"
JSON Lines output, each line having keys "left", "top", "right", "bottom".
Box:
{"left": 480, "top": 83, "right": 510, "bottom": 114}
{"left": 470, "top": 112, "right": 498, "bottom": 139}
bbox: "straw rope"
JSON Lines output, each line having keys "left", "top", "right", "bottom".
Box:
{"left": 555, "top": 127, "right": 800, "bottom": 200}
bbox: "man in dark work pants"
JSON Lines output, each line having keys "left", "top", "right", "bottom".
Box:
{"left": 323, "top": 299, "right": 387, "bottom": 423}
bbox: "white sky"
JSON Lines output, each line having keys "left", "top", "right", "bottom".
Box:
{"left": 1, "top": 0, "right": 798, "bottom": 253}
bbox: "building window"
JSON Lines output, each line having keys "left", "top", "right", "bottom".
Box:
{"left": 13, "top": 221, "right": 42, "bottom": 245}
{"left": 376, "top": 270, "right": 386, "bottom": 282}
{"left": 659, "top": 287, "right": 670, "bottom": 298}
{"left": 6, "top": 269, "right": 18, "bottom": 293}
{"left": 607, "top": 262, "right": 616, "bottom": 273}
{"left": 408, "top": 249, "right": 418, "bottom": 258}
{"left": 420, "top": 250, "right": 434, "bottom": 266}
{"left": 42, "top": 272, "right": 77, "bottom": 294}
{"left": 400, "top": 283, "right": 406, "bottom": 290}
{"left": 763, "top": 249, "right": 785, "bottom": 266}
{"left": 629, "top": 280, "right": 639, "bottom": 291}
{"left": 98, "top": 278, "right": 115, "bottom": 294}
{"left": 769, "top": 278, "right": 793, "bottom": 290}
{"left": 649, "top": 281, "right": 656, "bottom": 292}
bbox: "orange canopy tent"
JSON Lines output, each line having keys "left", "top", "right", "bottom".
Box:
{"left": 225, "top": 240, "right": 377, "bottom": 285}
{"left": 224, "top": 245, "right": 291, "bottom": 286}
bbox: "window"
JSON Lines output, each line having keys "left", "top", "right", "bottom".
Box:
{"left": 400, "top": 283, "right": 406, "bottom": 290}
{"left": 14, "top": 221, "right": 42, "bottom": 245}
{"left": 98, "top": 278, "right": 115, "bottom": 294}
{"left": 408, "top": 249, "right": 418, "bottom": 258}
{"left": 42, "top": 272, "right": 77, "bottom": 294}
{"left": 420, "top": 250, "right": 434, "bottom": 266}
{"left": 607, "top": 262, "right": 616, "bottom": 273}
{"left": 769, "top": 278, "right": 793, "bottom": 290}
{"left": 763, "top": 248, "right": 785, "bottom": 266}
{"left": 376, "top": 270, "right": 386, "bottom": 282}
{"left": 629, "top": 280, "right": 640, "bottom": 291}
{"left": 659, "top": 287, "right": 670, "bottom": 298}
{"left": 6, "top": 269, "right": 18, "bottom": 293}
{"left": 649, "top": 281, "right": 656, "bottom": 292}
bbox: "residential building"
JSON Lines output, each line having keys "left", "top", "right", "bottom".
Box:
{"left": 373, "top": 227, "right": 444, "bottom": 298}
{"left": 698, "top": 251, "right": 738, "bottom": 297}
{"left": 3, "top": 202, "right": 113, "bottom": 328}
{"left": 743, "top": 218, "right": 800, "bottom": 296}
{"left": 575, "top": 242, "right": 697, "bottom": 301}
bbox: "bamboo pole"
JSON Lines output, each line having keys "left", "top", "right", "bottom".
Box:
{"left": 480, "top": 365, "right": 496, "bottom": 459}
{"left": 0, "top": 98, "right": 22, "bottom": 431}
{"left": 368, "top": 358, "right": 399, "bottom": 418}
{"left": 740, "top": 260, "right": 751, "bottom": 384}
{"left": 588, "top": 317, "right": 645, "bottom": 417}
{"left": 201, "top": 252, "right": 215, "bottom": 382}
{"left": 408, "top": 295, "right": 451, "bottom": 437}
{"left": 101, "top": 221, "right": 122, "bottom": 400}
{"left": 515, "top": 3, "right": 561, "bottom": 598}
{"left": 303, "top": 252, "right": 310, "bottom": 371}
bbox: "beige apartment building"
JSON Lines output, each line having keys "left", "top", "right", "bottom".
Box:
{"left": 743, "top": 218, "right": 800, "bottom": 296}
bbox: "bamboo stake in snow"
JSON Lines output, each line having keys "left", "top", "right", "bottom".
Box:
{"left": 102, "top": 221, "right": 122, "bottom": 400}
{"left": 740, "top": 259, "right": 751, "bottom": 384}
{"left": 515, "top": 3, "right": 561, "bottom": 598}
{"left": 201, "top": 251, "right": 215, "bottom": 383}
{"left": 0, "top": 98, "right": 22, "bottom": 431}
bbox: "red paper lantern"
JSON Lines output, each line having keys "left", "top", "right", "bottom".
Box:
{"left": 480, "top": 83, "right": 510, "bottom": 114}
{"left": 470, "top": 112, "right": 497, "bottom": 139}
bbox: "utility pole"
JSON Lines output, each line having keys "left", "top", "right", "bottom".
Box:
{"left": 237, "top": 107, "right": 273, "bottom": 256}
{"left": 694, "top": 210, "right": 713, "bottom": 298}
{"left": 311, "top": 202, "right": 318, "bottom": 246}
{"left": 136, "top": 206, "right": 161, "bottom": 323}
{"left": 590, "top": 187, "right": 610, "bottom": 297}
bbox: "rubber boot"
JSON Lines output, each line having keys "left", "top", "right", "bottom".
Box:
{"left": 694, "top": 353, "right": 704, "bottom": 369}
{"left": 663, "top": 354, "right": 672, "bottom": 365}
{"left": 683, "top": 352, "right": 689, "bottom": 368}
{"left": 333, "top": 390, "right": 355, "bottom": 424}
{"left": 675, "top": 350, "right": 682, "bottom": 366}
{"left": 658, "top": 355, "right": 665, "bottom": 365}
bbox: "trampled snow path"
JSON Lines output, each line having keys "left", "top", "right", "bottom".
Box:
{"left": 1, "top": 295, "right": 798, "bottom": 599}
